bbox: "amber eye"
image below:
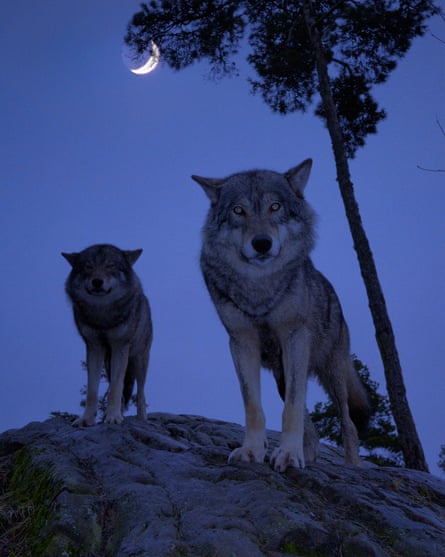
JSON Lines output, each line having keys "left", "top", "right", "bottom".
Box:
{"left": 270, "top": 202, "right": 281, "bottom": 212}
{"left": 233, "top": 205, "right": 245, "bottom": 215}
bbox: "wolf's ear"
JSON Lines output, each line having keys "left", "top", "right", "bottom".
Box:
{"left": 124, "top": 249, "right": 143, "bottom": 266}
{"left": 61, "top": 252, "right": 78, "bottom": 267}
{"left": 191, "top": 175, "right": 224, "bottom": 203}
{"left": 285, "top": 158, "right": 312, "bottom": 197}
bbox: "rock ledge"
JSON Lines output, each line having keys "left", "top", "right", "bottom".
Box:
{"left": 1, "top": 413, "right": 444, "bottom": 556}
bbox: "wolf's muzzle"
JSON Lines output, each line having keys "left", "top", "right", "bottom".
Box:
{"left": 251, "top": 234, "right": 273, "bottom": 255}
{"left": 92, "top": 277, "right": 104, "bottom": 290}
{"left": 88, "top": 277, "right": 111, "bottom": 295}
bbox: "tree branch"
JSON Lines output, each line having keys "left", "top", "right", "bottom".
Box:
{"left": 416, "top": 165, "right": 445, "bottom": 172}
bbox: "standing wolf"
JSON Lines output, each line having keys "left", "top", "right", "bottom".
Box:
{"left": 192, "top": 159, "right": 370, "bottom": 472}
{"left": 62, "top": 244, "right": 152, "bottom": 426}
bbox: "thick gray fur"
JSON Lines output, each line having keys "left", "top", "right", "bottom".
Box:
{"left": 193, "top": 159, "right": 370, "bottom": 471}
{"left": 62, "top": 244, "right": 152, "bottom": 426}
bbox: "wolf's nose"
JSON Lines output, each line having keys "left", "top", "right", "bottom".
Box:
{"left": 252, "top": 234, "right": 273, "bottom": 254}
{"left": 91, "top": 278, "right": 104, "bottom": 289}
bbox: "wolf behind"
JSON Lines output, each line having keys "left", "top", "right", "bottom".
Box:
{"left": 192, "top": 159, "right": 370, "bottom": 472}
{"left": 62, "top": 244, "right": 152, "bottom": 426}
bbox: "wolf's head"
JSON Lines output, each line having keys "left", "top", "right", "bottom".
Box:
{"left": 193, "top": 159, "right": 316, "bottom": 271}
{"left": 62, "top": 244, "right": 142, "bottom": 301}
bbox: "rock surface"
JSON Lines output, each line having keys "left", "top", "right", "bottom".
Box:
{"left": 1, "top": 413, "right": 444, "bottom": 556}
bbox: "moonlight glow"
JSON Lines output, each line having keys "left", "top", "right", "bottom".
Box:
{"left": 122, "top": 41, "right": 160, "bottom": 75}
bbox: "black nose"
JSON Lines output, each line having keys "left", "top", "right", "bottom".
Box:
{"left": 251, "top": 234, "right": 273, "bottom": 254}
{"left": 91, "top": 277, "right": 104, "bottom": 290}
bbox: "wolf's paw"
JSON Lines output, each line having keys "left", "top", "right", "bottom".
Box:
{"left": 104, "top": 410, "right": 123, "bottom": 425}
{"left": 228, "top": 444, "right": 266, "bottom": 465}
{"left": 72, "top": 415, "right": 96, "bottom": 427}
{"left": 270, "top": 447, "right": 305, "bottom": 472}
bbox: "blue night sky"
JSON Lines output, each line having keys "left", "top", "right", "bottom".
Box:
{"left": 1, "top": 2, "right": 444, "bottom": 474}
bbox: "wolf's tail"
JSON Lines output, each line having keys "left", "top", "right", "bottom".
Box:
{"left": 347, "top": 365, "right": 372, "bottom": 439}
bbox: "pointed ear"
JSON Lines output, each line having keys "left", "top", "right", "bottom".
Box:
{"left": 285, "top": 158, "right": 312, "bottom": 197}
{"left": 191, "top": 175, "right": 225, "bottom": 203}
{"left": 61, "top": 252, "right": 78, "bottom": 267}
{"left": 124, "top": 249, "right": 143, "bottom": 266}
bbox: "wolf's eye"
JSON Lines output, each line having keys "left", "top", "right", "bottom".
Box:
{"left": 85, "top": 262, "right": 93, "bottom": 272}
{"left": 232, "top": 205, "right": 245, "bottom": 215}
{"left": 270, "top": 202, "right": 281, "bottom": 212}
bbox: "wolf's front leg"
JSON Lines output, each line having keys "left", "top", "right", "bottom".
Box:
{"left": 105, "top": 344, "right": 130, "bottom": 424}
{"left": 228, "top": 334, "right": 267, "bottom": 464}
{"left": 271, "top": 329, "right": 310, "bottom": 472}
{"left": 73, "top": 344, "right": 105, "bottom": 427}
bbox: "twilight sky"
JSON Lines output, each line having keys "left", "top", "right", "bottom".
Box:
{"left": 1, "top": 2, "right": 444, "bottom": 474}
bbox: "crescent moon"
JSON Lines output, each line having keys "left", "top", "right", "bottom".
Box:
{"left": 130, "top": 42, "right": 160, "bottom": 75}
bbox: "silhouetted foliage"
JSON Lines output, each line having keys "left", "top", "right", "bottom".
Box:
{"left": 438, "top": 445, "right": 445, "bottom": 475}
{"left": 311, "top": 357, "right": 403, "bottom": 467}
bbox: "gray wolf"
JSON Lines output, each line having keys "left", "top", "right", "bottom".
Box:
{"left": 62, "top": 244, "right": 152, "bottom": 426}
{"left": 192, "top": 159, "right": 370, "bottom": 471}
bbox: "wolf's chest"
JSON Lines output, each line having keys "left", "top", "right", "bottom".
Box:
{"left": 210, "top": 268, "right": 294, "bottom": 318}
{"left": 74, "top": 301, "right": 132, "bottom": 338}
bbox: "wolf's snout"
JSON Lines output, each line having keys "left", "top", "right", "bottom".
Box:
{"left": 91, "top": 277, "right": 104, "bottom": 290}
{"left": 252, "top": 234, "right": 273, "bottom": 254}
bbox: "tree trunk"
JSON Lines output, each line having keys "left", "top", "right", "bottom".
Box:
{"left": 302, "top": 1, "right": 428, "bottom": 472}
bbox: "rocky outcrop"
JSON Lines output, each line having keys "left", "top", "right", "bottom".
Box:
{"left": 1, "top": 413, "right": 444, "bottom": 556}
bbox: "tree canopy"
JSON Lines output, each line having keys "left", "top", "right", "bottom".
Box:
{"left": 125, "top": 0, "right": 439, "bottom": 157}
